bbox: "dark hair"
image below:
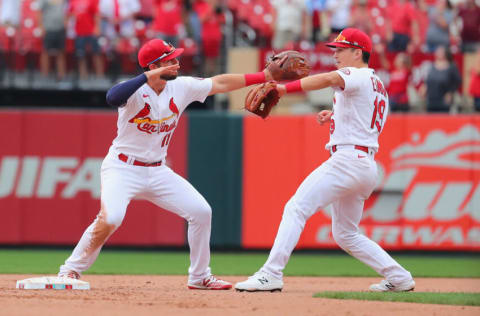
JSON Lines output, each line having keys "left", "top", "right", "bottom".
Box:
{"left": 362, "top": 51, "right": 370, "bottom": 64}
{"left": 143, "top": 60, "right": 160, "bottom": 72}
{"left": 349, "top": 48, "right": 370, "bottom": 64}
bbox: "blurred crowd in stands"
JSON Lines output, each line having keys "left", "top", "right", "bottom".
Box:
{"left": 0, "top": 0, "right": 479, "bottom": 112}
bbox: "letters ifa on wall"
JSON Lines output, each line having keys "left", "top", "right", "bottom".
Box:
{"left": 0, "top": 157, "right": 102, "bottom": 199}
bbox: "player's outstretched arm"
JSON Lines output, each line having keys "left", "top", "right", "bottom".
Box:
{"left": 208, "top": 51, "right": 308, "bottom": 95}
{"left": 276, "top": 71, "right": 345, "bottom": 97}
{"left": 208, "top": 69, "right": 274, "bottom": 96}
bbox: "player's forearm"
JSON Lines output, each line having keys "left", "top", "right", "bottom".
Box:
{"left": 302, "top": 73, "right": 339, "bottom": 91}
{"left": 209, "top": 71, "right": 271, "bottom": 95}
{"left": 211, "top": 74, "right": 246, "bottom": 93}
{"left": 283, "top": 71, "right": 342, "bottom": 93}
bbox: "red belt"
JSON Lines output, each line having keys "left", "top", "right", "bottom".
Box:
{"left": 118, "top": 154, "right": 162, "bottom": 167}
{"left": 331, "top": 145, "right": 369, "bottom": 154}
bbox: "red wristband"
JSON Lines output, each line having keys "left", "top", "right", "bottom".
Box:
{"left": 285, "top": 80, "right": 303, "bottom": 93}
{"left": 244, "top": 72, "right": 266, "bottom": 86}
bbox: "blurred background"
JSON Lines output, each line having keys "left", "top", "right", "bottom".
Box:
{"left": 0, "top": 0, "right": 479, "bottom": 253}
{"left": 0, "top": 0, "right": 479, "bottom": 112}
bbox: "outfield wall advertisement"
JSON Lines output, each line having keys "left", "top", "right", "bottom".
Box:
{"left": 243, "top": 115, "right": 480, "bottom": 251}
{"left": 0, "top": 111, "right": 186, "bottom": 246}
{"left": 1, "top": 110, "right": 478, "bottom": 251}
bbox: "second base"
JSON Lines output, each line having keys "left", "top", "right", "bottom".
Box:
{"left": 16, "top": 276, "right": 90, "bottom": 290}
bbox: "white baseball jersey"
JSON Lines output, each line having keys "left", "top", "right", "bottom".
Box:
{"left": 258, "top": 67, "right": 412, "bottom": 287}
{"left": 326, "top": 67, "right": 389, "bottom": 151}
{"left": 110, "top": 76, "right": 212, "bottom": 162}
{"left": 60, "top": 76, "right": 216, "bottom": 284}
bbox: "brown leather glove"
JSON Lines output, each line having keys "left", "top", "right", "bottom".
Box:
{"left": 265, "top": 50, "right": 311, "bottom": 81}
{"left": 244, "top": 81, "right": 280, "bottom": 119}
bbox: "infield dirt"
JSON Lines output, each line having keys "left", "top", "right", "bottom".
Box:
{"left": 1, "top": 275, "right": 479, "bottom": 316}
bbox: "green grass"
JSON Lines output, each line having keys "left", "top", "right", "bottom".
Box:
{"left": 314, "top": 291, "right": 480, "bottom": 306}
{"left": 0, "top": 249, "right": 479, "bottom": 277}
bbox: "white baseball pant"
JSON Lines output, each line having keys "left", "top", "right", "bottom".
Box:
{"left": 260, "top": 146, "right": 412, "bottom": 285}
{"left": 59, "top": 151, "right": 212, "bottom": 283}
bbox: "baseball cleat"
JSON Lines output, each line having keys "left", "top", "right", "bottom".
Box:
{"left": 235, "top": 271, "right": 283, "bottom": 292}
{"left": 187, "top": 275, "right": 232, "bottom": 290}
{"left": 369, "top": 279, "right": 415, "bottom": 292}
{"left": 58, "top": 270, "right": 81, "bottom": 280}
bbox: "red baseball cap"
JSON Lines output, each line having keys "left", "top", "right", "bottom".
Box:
{"left": 138, "top": 39, "right": 184, "bottom": 68}
{"left": 326, "top": 28, "right": 372, "bottom": 53}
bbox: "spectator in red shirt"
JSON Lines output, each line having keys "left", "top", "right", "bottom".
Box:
{"left": 195, "top": 0, "right": 224, "bottom": 77}
{"left": 469, "top": 46, "right": 480, "bottom": 112}
{"left": 386, "top": 0, "right": 420, "bottom": 52}
{"left": 152, "top": 0, "right": 185, "bottom": 47}
{"left": 377, "top": 44, "right": 412, "bottom": 112}
{"left": 68, "top": 0, "right": 104, "bottom": 81}
{"left": 388, "top": 53, "right": 412, "bottom": 112}
{"left": 457, "top": 0, "right": 480, "bottom": 53}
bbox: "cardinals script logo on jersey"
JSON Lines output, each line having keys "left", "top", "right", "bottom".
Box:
{"left": 128, "top": 98, "right": 180, "bottom": 134}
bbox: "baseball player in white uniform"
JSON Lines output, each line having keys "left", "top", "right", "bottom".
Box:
{"left": 235, "top": 28, "right": 415, "bottom": 292}
{"left": 58, "top": 39, "right": 280, "bottom": 290}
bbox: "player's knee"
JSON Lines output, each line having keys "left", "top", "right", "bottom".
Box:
{"left": 100, "top": 204, "right": 125, "bottom": 228}
{"left": 90, "top": 208, "right": 121, "bottom": 244}
{"left": 332, "top": 227, "right": 357, "bottom": 250}
{"left": 284, "top": 198, "right": 309, "bottom": 222}
{"left": 105, "top": 212, "right": 123, "bottom": 228}
{"left": 191, "top": 202, "right": 212, "bottom": 225}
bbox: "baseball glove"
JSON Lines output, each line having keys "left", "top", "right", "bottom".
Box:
{"left": 244, "top": 81, "right": 280, "bottom": 119}
{"left": 265, "top": 50, "right": 311, "bottom": 81}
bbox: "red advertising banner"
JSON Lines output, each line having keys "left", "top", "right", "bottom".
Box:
{"left": 243, "top": 115, "right": 480, "bottom": 251}
{"left": 0, "top": 110, "right": 187, "bottom": 246}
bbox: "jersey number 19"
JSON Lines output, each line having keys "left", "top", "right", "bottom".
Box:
{"left": 370, "top": 96, "right": 386, "bottom": 132}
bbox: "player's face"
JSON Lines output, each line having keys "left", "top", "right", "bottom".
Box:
{"left": 333, "top": 47, "right": 359, "bottom": 69}
{"left": 157, "top": 58, "right": 179, "bottom": 80}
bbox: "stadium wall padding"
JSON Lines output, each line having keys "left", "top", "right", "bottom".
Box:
{"left": 187, "top": 111, "right": 243, "bottom": 248}
{"left": 242, "top": 114, "right": 480, "bottom": 251}
{"left": 1, "top": 110, "right": 479, "bottom": 251}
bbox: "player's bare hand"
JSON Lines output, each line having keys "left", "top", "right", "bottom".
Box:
{"left": 146, "top": 64, "right": 180, "bottom": 81}
{"left": 317, "top": 110, "right": 332, "bottom": 125}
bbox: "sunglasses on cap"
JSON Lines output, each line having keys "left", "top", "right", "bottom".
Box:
{"left": 333, "top": 39, "right": 365, "bottom": 50}
{"left": 146, "top": 43, "right": 176, "bottom": 66}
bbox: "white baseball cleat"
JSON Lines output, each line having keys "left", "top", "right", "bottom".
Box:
{"left": 369, "top": 279, "right": 415, "bottom": 292}
{"left": 187, "top": 275, "right": 232, "bottom": 290}
{"left": 235, "top": 271, "right": 283, "bottom": 292}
